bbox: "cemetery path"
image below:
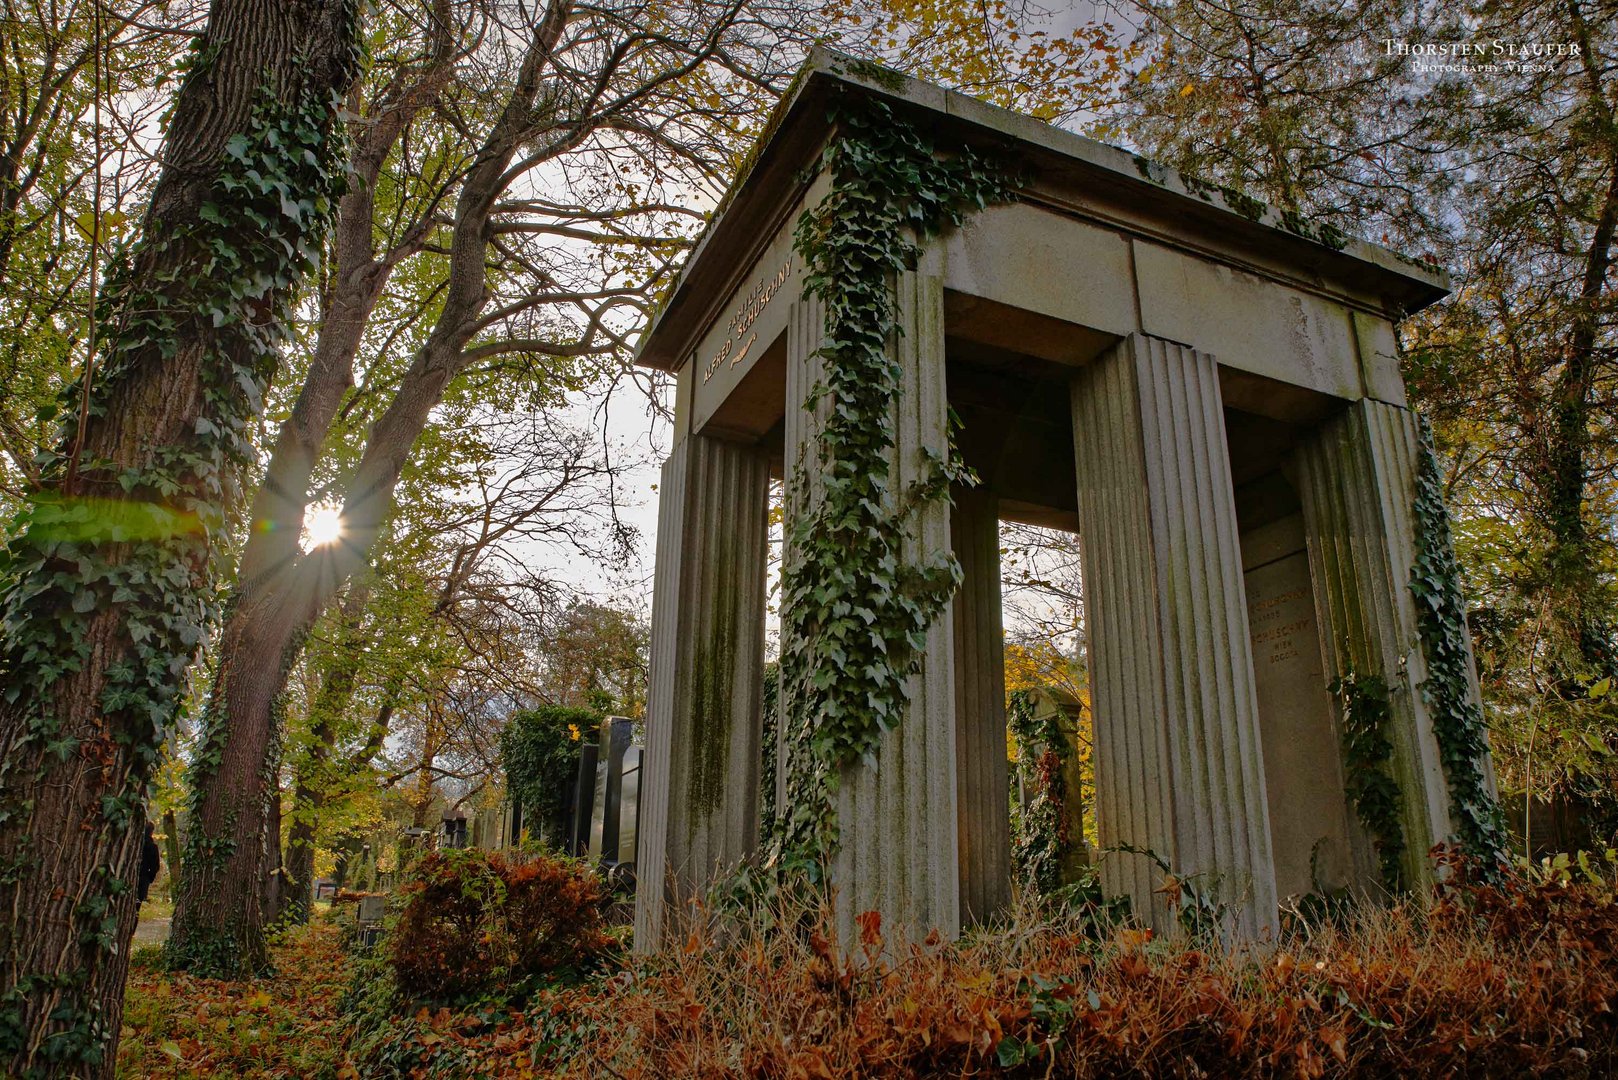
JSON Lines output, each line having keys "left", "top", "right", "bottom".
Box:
{"left": 132, "top": 915, "right": 170, "bottom": 945}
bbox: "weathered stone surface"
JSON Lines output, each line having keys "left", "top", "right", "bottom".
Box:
{"left": 1133, "top": 240, "right": 1362, "bottom": 401}
{"left": 1239, "top": 513, "right": 1363, "bottom": 898}
{"left": 942, "top": 203, "right": 1135, "bottom": 352}
{"left": 689, "top": 228, "right": 799, "bottom": 437}
{"left": 1351, "top": 310, "right": 1409, "bottom": 408}
{"left": 1070, "top": 332, "right": 1279, "bottom": 938}
{"left": 1295, "top": 399, "right": 1456, "bottom": 889}
{"left": 782, "top": 258, "right": 964, "bottom": 945}
{"left": 951, "top": 485, "right": 1010, "bottom": 924}
{"left": 634, "top": 434, "right": 770, "bottom": 952}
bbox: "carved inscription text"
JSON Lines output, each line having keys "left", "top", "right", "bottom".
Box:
{"left": 701, "top": 258, "right": 791, "bottom": 383}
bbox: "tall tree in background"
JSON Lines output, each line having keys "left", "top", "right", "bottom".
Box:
{"left": 1402, "top": 0, "right": 1618, "bottom": 816}
{"left": 1109, "top": 0, "right": 1618, "bottom": 834}
{"left": 0, "top": 0, "right": 361, "bottom": 1073}
{"left": 539, "top": 600, "right": 650, "bottom": 714}
{"left": 168, "top": 0, "right": 799, "bottom": 973}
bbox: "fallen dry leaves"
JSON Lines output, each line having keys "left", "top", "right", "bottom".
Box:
{"left": 118, "top": 919, "right": 352, "bottom": 1078}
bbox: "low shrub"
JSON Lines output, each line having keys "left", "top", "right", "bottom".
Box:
{"left": 533, "top": 853, "right": 1618, "bottom": 1078}
{"left": 386, "top": 848, "right": 612, "bottom": 1001}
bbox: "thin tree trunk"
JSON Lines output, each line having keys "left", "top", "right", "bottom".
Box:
{"left": 168, "top": 4, "right": 456, "bottom": 972}
{"left": 1542, "top": 3, "right": 1616, "bottom": 671}
{"left": 262, "top": 785, "right": 286, "bottom": 925}
{"left": 283, "top": 586, "right": 372, "bottom": 923}
{"left": 282, "top": 785, "right": 327, "bottom": 923}
{"left": 0, "top": 0, "right": 360, "bottom": 1072}
{"left": 160, "top": 811, "right": 181, "bottom": 901}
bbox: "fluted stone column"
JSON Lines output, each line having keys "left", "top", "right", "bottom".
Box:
{"left": 1070, "top": 332, "right": 1279, "bottom": 938}
{"left": 782, "top": 257, "right": 963, "bottom": 945}
{"left": 952, "top": 485, "right": 1010, "bottom": 923}
{"left": 634, "top": 433, "right": 770, "bottom": 951}
{"left": 1294, "top": 399, "right": 1463, "bottom": 888}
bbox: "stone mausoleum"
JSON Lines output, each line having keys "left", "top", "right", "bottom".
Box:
{"left": 632, "top": 51, "right": 1491, "bottom": 948}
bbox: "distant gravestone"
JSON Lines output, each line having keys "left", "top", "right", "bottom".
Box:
{"left": 569, "top": 742, "right": 600, "bottom": 855}
{"left": 617, "top": 746, "right": 642, "bottom": 872}
{"left": 587, "top": 717, "right": 634, "bottom": 864}
{"left": 356, "top": 893, "right": 386, "bottom": 946}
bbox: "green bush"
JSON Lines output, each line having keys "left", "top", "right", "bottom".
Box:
{"left": 501, "top": 705, "right": 599, "bottom": 843}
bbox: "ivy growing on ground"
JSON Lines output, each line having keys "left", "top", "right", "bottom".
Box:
{"left": 0, "top": 30, "right": 359, "bottom": 1060}
{"left": 1410, "top": 418, "right": 1511, "bottom": 871}
{"left": 771, "top": 94, "right": 1016, "bottom": 875}
{"left": 1328, "top": 671, "right": 1406, "bottom": 891}
{"left": 1007, "top": 689, "right": 1071, "bottom": 898}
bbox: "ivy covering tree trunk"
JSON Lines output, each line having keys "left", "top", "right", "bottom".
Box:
{"left": 0, "top": 0, "right": 361, "bottom": 1073}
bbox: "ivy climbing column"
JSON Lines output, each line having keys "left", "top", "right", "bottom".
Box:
{"left": 1294, "top": 399, "right": 1463, "bottom": 887}
{"left": 783, "top": 259, "right": 964, "bottom": 945}
{"left": 634, "top": 432, "right": 770, "bottom": 951}
{"left": 1070, "top": 332, "right": 1278, "bottom": 938}
{"left": 951, "top": 484, "right": 1011, "bottom": 923}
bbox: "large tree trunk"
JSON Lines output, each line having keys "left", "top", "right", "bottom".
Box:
{"left": 0, "top": 0, "right": 360, "bottom": 1073}
{"left": 166, "top": 606, "right": 307, "bottom": 974}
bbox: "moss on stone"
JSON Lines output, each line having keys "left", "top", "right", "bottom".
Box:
{"left": 687, "top": 573, "right": 737, "bottom": 824}
{"left": 843, "top": 58, "right": 908, "bottom": 93}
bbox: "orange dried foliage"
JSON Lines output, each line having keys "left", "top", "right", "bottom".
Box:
{"left": 387, "top": 849, "right": 612, "bottom": 999}
{"left": 117, "top": 920, "right": 352, "bottom": 1078}
{"left": 540, "top": 863, "right": 1618, "bottom": 1079}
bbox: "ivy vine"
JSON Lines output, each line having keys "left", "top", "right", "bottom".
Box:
{"left": 1007, "top": 690, "right": 1072, "bottom": 898}
{"left": 1327, "top": 671, "right": 1405, "bottom": 891}
{"left": 0, "top": 33, "right": 359, "bottom": 1063}
{"left": 758, "top": 661, "right": 780, "bottom": 843}
{"left": 771, "top": 95, "right": 1016, "bottom": 874}
{"left": 1410, "top": 418, "right": 1510, "bottom": 871}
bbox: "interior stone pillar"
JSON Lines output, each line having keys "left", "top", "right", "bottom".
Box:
{"left": 633, "top": 432, "right": 770, "bottom": 952}
{"left": 952, "top": 485, "right": 1010, "bottom": 924}
{"left": 776, "top": 290, "right": 824, "bottom": 828}
{"left": 1293, "top": 399, "right": 1457, "bottom": 888}
{"left": 1070, "top": 332, "right": 1279, "bottom": 938}
{"left": 782, "top": 256, "right": 963, "bottom": 945}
